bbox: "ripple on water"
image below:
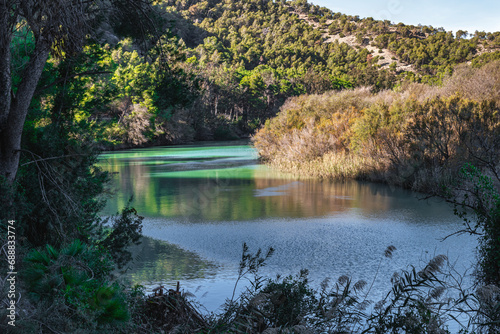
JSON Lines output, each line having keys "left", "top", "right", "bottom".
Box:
{"left": 100, "top": 142, "right": 479, "bottom": 316}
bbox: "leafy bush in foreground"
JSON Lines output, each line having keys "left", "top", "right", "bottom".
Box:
{"left": 13, "top": 240, "right": 129, "bottom": 332}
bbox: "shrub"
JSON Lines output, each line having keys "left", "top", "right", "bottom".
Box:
{"left": 205, "top": 245, "right": 471, "bottom": 333}
{"left": 22, "top": 240, "right": 129, "bottom": 326}
{"left": 260, "top": 270, "right": 317, "bottom": 327}
{"left": 254, "top": 62, "right": 500, "bottom": 192}
{"left": 98, "top": 205, "right": 143, "bottom": 269}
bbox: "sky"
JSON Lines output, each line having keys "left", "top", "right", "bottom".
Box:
{"left": 310, "top": 0, "right": 500, "bottom": 34}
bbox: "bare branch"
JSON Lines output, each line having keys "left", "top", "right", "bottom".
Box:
{"left": 19, "top": 153, "right": 91, "bottom": 166}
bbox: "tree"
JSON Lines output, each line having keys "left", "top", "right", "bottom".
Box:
{"left": 0, "top": 0, "right": 154, "bottom": 186}
{"left": 456, "top": 29, "right": 468, "bottom": 39}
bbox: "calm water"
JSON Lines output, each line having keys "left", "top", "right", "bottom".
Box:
{"left": 98, "top": 140, "right": 478, "bottom": 312}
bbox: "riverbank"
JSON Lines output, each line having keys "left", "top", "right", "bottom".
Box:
{"left": 253, "top": 62, "right": 500, "bottom": 193}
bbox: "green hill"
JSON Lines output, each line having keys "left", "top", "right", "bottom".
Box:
{"left": 28, "top": 0, "right": 500, "bottom": 148}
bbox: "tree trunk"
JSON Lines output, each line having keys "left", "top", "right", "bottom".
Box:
{"left": 0, "top": 0, "right": 12, "bottom": 131}
{"left": 0, "top": 37, "right": 49, "bottom": 184}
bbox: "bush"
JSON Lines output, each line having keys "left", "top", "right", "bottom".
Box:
{"left": 21, "top": 240, "right": 129, "bottom": 329}
{"left": 253, "top": 63, "right": 500, "bottom": 192}
{"left": 260, "top": 270, "right": 317, "bottom": 327}
{"left": 204, "top": 245, "right": 471, "bottom": 333}
{"left": 98, "top": 205, "right": 143, "bottom": 269}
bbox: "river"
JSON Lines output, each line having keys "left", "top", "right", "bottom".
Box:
{"left": 97, "top": 140, "right": 478, "bottom": 314}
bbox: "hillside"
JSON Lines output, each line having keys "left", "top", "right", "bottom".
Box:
{"left": 168, "top": 0, "right": 500, "bottom": 77}
{"left": 290, "top": 8, "right": 414, "bottom": 72}
{"left": 288, "top": 3, "right": 500, "bottom": 72}
{"left": 26, "top": 0, "right": 500, "bottom": 150}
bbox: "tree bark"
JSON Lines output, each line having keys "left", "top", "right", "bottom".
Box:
{"left": 0, "top": 38, "right": 50, "bottom": 184}
{"left": 0, "top": 0, "right": 13, "bottom": 129}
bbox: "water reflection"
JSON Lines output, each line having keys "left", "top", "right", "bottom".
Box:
{"left": 124, "top": 236, "right": 218, "bottom": 286}
{"left": 100, "top": 147, "right": 453, "bottom": 222}
{"left": 98, "top": 141, "right": 478, "bottom": 312}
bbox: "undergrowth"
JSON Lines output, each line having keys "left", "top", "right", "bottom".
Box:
{"left": 135, "top": 243, "right": 499, "bottom": 334}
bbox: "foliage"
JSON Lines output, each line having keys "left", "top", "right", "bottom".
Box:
{"left": 4, "top": 0, "right": 500, "bottom": 332}
{"left": 260, "top": 270, "right": 317, "bottom": 328}
{"left": 254, "top": 62, "right": 500, "bottom": 192}
{"left": 212, "top": 243, "right": 275, "bottom": 332}
{"left": 11, "top": 118, "right": 109, "bottom": 246}
{"left": 16, "top": 0, "right": 500, "bottom": 149}
{"left": 427, "top": 164, "right": 500, "bottom": 332}
{"left": 98, "top": 205, "right": 144, "bottom": 269}
{"left": 442, "top": 164, "right": 500, "bottom": 285}
{"left": 0, "top": 204, "right": 144, "bottom": 332}
{"left": 22, "top": 240, "right": 129, "bottom": 326}
{"left": 192, "top": 244, "right": 492, "bottom": 333}
{"left": 131, "top": 284, "right": 209, "bottom": 332}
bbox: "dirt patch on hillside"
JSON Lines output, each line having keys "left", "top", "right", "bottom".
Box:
{"left": 292, "top": 10, "right": 414, "bottom": 72}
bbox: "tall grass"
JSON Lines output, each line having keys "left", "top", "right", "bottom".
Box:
{"left": 268, "top": 152, "right": 375, "bottom": 180}
{"left": 135, "top": 244, "right": 498, "bottom": 333}
{"left": 253, "top": 61, "right": 500, "bottom": 192}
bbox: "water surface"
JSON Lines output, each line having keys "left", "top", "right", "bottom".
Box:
{"left": 98, "top": 140, "right": 478, "bottom": 312}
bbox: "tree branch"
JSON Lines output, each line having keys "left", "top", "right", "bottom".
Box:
{"left": 35, "top": 70, "right": 112, "bottom": 94}
{"left": 19, "top": 152, "right": 91, "bottom": 166}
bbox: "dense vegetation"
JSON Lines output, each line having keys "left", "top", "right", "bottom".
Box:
{"left": 18, "top": 0, "right": 500, "bottom": 150}
{"left": 252, "top": 37, "right": 500, "bottom": 334}
{"left": 253, "top": 61, "right": 500, "bottom": 191}
{"left": 2, "top": 0, "right": 500, "bottom": 332}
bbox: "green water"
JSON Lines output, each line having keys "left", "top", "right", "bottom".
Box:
{"left": 99, "top": 140, "right": 452, "bottom": 221}
{"left": 100, "top": 141, "right": 282, "bottom": 220}
{"left": 98, "top": 140, "right": 477, "bottom": 312}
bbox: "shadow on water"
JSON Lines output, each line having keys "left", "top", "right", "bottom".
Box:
{"left": 123, "top": 236, "right": 219, "bottom": 287}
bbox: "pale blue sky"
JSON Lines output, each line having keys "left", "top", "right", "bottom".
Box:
{"left": 311, "top": 0, "right": 500, "bottom": 34}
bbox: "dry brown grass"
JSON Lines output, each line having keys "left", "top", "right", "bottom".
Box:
{"left": 441, "top": 62, "right": 500, "bottom": 103}
{"left": 253, "top": 61, "right": 500, "bottom": 191}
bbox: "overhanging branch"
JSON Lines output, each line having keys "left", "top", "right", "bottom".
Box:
{"left": 35, "top": 70, "right": 112, "bottom": 94}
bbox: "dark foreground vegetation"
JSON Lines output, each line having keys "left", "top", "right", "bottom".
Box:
{"left": 1, "top": 0, "right": 500, "bottom": 332}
